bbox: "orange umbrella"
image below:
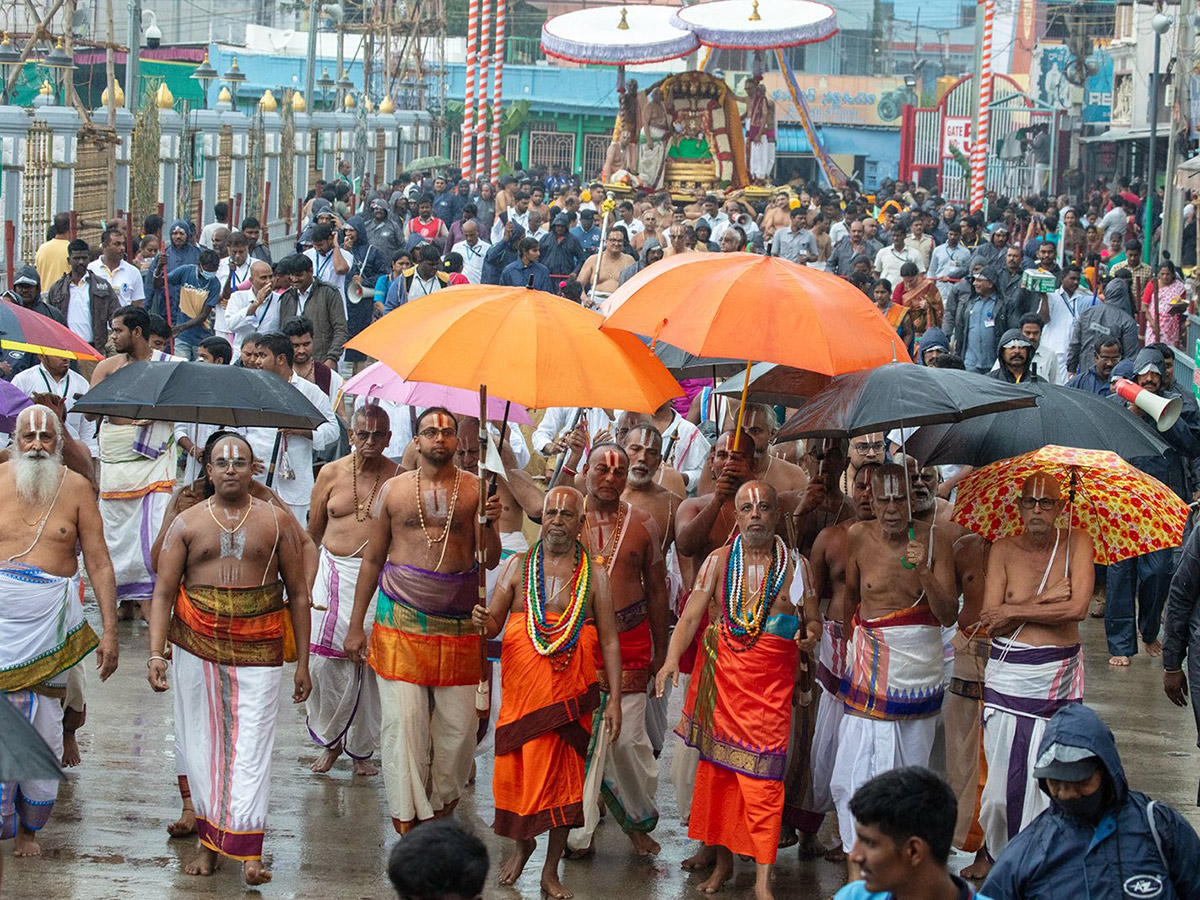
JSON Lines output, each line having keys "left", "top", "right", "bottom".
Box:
{"left": 599, "top": 252, "right": 909, "bottom": 375}
{"left": 346, "top": 285, "right": 682, "bottom": 413}
{"left": 952, "top": 446, "right": 1189, "bottom": 566}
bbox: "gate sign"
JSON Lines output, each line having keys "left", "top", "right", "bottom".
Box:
{"left": 942, "top": 116, "right": 972, "bottom": 157}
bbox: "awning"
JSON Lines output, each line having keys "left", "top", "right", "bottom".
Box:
{"left": 776, "top": 124, "right": 812, "bottom": 155}
{"left": 1080, "top": 127, "right": 1158, "bottom": 143}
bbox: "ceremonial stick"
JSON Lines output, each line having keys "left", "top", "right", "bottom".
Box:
{"left": 475, "top": 384, "right": 490, "bottom": 717}
{"left": 548, "top": 407, "right": 586, "bottom": 488}
{"left": 730, "top": 359, "right": 753, "bottom": 452}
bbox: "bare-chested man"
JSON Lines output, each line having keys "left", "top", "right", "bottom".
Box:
{"left": 841, "top": 432, "right": 886, "bottom": 496}
{"left": 696, "top": 404, "right": 811, "bottom": 497}
{"left": 578, "top": 231, "right": 634, "bottom": 305}
{"left": 147, "top": 433, "right": 311, "bottom": 885}
{"left": 831, "top": 464, "right": 956, "bottom": 876}
{"left": 474, "top": 486, "right": 622, "bottom": 900}
{"left": 306, "top": 405, "right": 400, "bottom": 776}
{"left": 761, "top": 192, "right": 793, "bottom": 241}
{"left": 978, "top": 471, "right": 1093, "bottom": 859}
{"left": 945, "top": 531, "right": 992, "bottom": 878}
{"left": 658, "top": 481, "right": 820, "bottom": 900}
{"left": 344, "top": 407, "right": 502, "bottom": 834}
{"left": 805, "top": 461, "right": 879, "bottom": 862}
{"left": 0, "top": 405, "right": 118, "bottom": 858}
{"left": 793, "top": 439, "right": 854, "bottom": 556}
{"left": 565, "top": 444, "right": 668, "bottom": 859}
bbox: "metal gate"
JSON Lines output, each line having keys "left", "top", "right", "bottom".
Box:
{"left": 900, "top": 74, "right": 1026, "bottom": 204}
{"left": 583, "top": 134, "right": 609, "bottom": 182}
{"left": 505, "top": 133, "right": 521, "bottom": 170}
{"left": 21, "top": 120, "right": 53, "bottom": 264}
{"left": 528, "top": 129, "right": 574, "bottom": 172}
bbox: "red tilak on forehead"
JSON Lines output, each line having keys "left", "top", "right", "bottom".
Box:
{"left": 429, "top": 413, "right": 455, "bottom": 429}
{"left": 747, "top": 485, "right": 765, "bottom": 506}
{"left": 603, "top": 450, "right": 622, "bottom": 469}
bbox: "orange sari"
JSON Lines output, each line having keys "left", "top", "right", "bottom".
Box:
{"left": 492, "top": 611, "right": 601, "bottom": 840}
{"left": 897, "top": 278, "right": 943, "bottom": 334}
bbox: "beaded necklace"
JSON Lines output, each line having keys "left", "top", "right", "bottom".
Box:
{"left": 524, "top": 540, "right": 590, "bottom": 670}
{"left": 722, "top": 534, "right": 788, "bottom": 652}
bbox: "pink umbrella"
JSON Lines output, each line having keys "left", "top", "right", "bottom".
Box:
{"left": 342, "top": 362, "right": 533, "bottom": 426}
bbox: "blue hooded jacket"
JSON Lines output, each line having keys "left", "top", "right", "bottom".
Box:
{"left": 918, "top": 326, "right": 950, "bottom": 364}
{"left": 983, "top": 705, "right": 1200, "bottom": 900}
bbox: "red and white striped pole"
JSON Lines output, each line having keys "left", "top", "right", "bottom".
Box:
{"left": 489, "top": 0, "right": 507, "bottom": 182}
{"left": 462, "top": 0, "right": 480, "bottom": 180}
{"left": 969, "top": 0, "right": 994, "bottom": 213}
{"left": 475, "top": 0, "right": 493, "bottom": 182}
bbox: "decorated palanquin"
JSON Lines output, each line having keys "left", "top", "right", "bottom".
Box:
{"left": 658, "top": 71, "right": 748, "bottom": 191}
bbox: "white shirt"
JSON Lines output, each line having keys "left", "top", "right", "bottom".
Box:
{"left": 224, "top": 288, "right": 282, "bottom": 355}
{"left": 174, "top": 421, "right": 248, "bottom": 483}
{"left": 87, "top": 258, "right": 145, "bottom": 307}
{"left": 10, "top": 364, "right": 96, "bottom": 455}
{"left": 532, "top": 407, "right": 613, "bottom": 456}
{"left": 66, "top": 277, "right": 92, "bottom": 343}
{"left": 199, "top": 221, "right": 226, "bottom": 249}
{"left": 451, "top": 238, "right": 491, "bottom": 284}
{"left": 246, "top": 373, "right": 339, "bottom": 508}
{"left": 305, "top": 248, "right": 347, "bottom": 301}
{"left": 620, "top": 217, "right": 645, "bottom": 237}
{"left": 660, "top": 412, "right": 711, "bottom": 489}
{"left": 408, "top": 273, "right": 442, "bottom": 299}
{"left": 214, "top": 257, "right": 253, "bottom": 338}
{"left": 990, "top": 344, "right": 1062, "bottom": 384}
{"left": 874, "top": 245, "right": 925, "bottom": 283}
{"left": 1043, "top": 287, "right": 1098, "bottom": 383}
{"left": 829, "top": 220, "right": 851, "bottom": 246}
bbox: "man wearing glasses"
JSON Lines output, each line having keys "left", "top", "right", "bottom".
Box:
{"left": 975, "top": 472, "right": 1095, "bottom": 871}
{"left": 304, "top": 405, "right": 401, "bottom": 777}
{"left": 842, "top": 433, "right": 886, "bottom": 496}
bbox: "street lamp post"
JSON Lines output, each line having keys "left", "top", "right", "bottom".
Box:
{"left": 191, "top": 52, "right": 217, "bottom": 109}
{"left": 1147, "top": 9, "right": 1172, "bottom": 343}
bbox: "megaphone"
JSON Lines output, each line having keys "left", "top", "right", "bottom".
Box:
{"left": 346, "top": 282, "right": 375, "bottom": 304}
{"left": 1114, "top": 378, "right": 1182, "bottom": 432}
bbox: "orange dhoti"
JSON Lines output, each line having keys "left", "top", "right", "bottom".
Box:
{"left": 493, "top": 612, "right": 601, "bottom": 840}
{"left": 687, "top": 618, "right": 798, "bottom": 865}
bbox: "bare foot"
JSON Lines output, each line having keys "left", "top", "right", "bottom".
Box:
{"left": 753, "top": 882, "right": 775, "bottom": 900}
{"left": 353, "top": 758, "right": 379, "bottom": 776}
{"left": 185, "top": 846, "right": 218, "bottom": 876}
{"left": 823, "top": 845, "right": 846, "bottom": 863}
{"left": 61, "top": 731, "right": 81, "bottom": 768}
{"left": 13, "top": 828, "right": 41, "bottom": 857}
{"left": 777, "top": 826, "right": 798, "bottom": 850}
{"left": 798, "top": 832, "right": 833, "bottom": 859}
{"left": 681, "top": 844, "right": 716, "bottom": 872}
{"left": 960, "top": 849, "right": 992, "bottom": 880}
{"left": 541, "top": 871, "right": 575, "bottom": 899}
{"left": 1109, "top": 656, "right": 1131, "bottom": 667}
{"left": 1144, "top": 639, "right": 1163, "bottom": 658}
{"left": 1089, "top": 599, "right": 1106, "bottom": 618}
{"left": 167, "top": 805, "right": 197, "bottom": 838}
{"left": 563, "top": 840, "right": 594, "bottom": 861}
{"left": 310, "top": 746, "right": 342, "bottom": 773}
{"left": 244, "top": 859, "right": 272, "bottom": 885}
{"left": 118, "top": 602, "right": 136, "bottom": 621}
{"left": 498, "top": 838, "right": 536, "bottom": 885}
{"left": 629, "top": 831, "right": 661, "bottom": 856}
{"left": 697, "top": 857, "right": 733, "bottom": 894}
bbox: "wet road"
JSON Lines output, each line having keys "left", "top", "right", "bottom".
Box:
{"left": 4, "top": 610, "right": 1199, "bottom": 900}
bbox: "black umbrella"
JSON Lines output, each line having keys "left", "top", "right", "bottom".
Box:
{"left": 774, "top": 363, "right": 1039, "bottom": 442}
{"left": 905, "top": 382, "right": 1169, "bottom": 466}
{"left": 650, "top": 341, "right": 746, "bottom": 378}
{"left": 72, "top": 361, "right": 327, "bottom": 429}
{"left": 0, "top": 697, "right": 64, "bottom": 783}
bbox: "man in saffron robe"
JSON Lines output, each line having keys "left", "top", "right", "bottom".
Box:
{"left": 657, "top": 481, "right": 820, "bottom": 900}
{"left": 473, "top": 486, "right": 623, "bottom": 900}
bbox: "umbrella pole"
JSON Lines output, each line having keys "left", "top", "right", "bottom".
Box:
{"left": 476, "top": 385, "right": 490, "bottom": 718}
{"left": 1066, "top": 469, "right": 1076, "bottom": 580}
{"left": 549, "top": 407, "right": 586, "bottom": 487}
{"left": 731, "top": 360, "right": 753, "bottom": 453}
{"left": 264, "top": 431, "right": 283, "bottom": 488}
{"left": 588, "top": 195, "right": 613, "bottom": 304}
{"left": 900, "top": 420, "right": 916, "bottom": 569}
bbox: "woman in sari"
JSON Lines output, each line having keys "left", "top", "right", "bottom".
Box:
{"left": 1084, "top": 225, "right": 1105, "bottom": 262}
{"left": 1142, "top": 261, "right": 1192, "bottom": 347}
{"left": 875, "top": 278, "right": 914, "bottom": 357}
{"left": 891, "top": 261, "right": 943, "bottom": 341}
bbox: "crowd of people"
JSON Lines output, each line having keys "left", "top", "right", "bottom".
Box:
{"left": 2, "top": 159, "right": 1200, "bottom": 900}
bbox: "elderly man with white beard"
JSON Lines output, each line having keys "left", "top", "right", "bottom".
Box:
{"left": 0, "top": 405, "right": 119, "bottom": 857}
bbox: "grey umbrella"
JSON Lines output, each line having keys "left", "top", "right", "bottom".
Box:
{"left": 0, "top": 698, "right": 64, "bottom": 783}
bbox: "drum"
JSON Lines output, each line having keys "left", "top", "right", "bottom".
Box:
{"left": 1020, "top": 268, "right": 1058, "bottom": 292}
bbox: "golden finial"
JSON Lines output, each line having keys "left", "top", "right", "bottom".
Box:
{"left": 291, "top": 90, "right": 307, "bottom": 112}
{"left": 343, "top": 92, "right": 356, "bottom": 110}
{"left": 363, "top": 94, "right": 374, "bottom": 112}
{"left": 618, "top": 7, "right": 630, "bottom": 29}
{"left": 217, "top": 85, "right": 232, "bottom": 103}
{"left": 749, "top": 0, "right": 761, "bottom": 21}
{"left": 155, "top": 82, "right": 175, "bottom": 108}
{"left": 259, "top": 89, "right": 278, "bottom": 112}
{"left": 378, "top": 94, "right": 394, "bottom": 113}
{"left": 38, "top": 80, "right": 52, "bottom": 96}
{"left": 101, "top": 80, "right": 125, "bottom": 106}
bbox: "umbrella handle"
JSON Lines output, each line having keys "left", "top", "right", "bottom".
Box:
{"left": 901, "top": 524, "right": 916, "bottom": 569}
{"left": 476, "top": 384, "right": 490, "bottom": 718}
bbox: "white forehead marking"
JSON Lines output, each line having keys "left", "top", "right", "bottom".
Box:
{"left": 1029, "top": 475, "right": 1054, "bottom": 500}
{"left": 32, "top": 409, "right": 47, "bottom": 434}
{"left": 879, "top": 473, "right": 904, "bottom": 499}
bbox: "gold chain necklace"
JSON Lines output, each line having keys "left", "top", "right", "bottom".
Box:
{"left": 207, "top": 497, "right": 253, "bottom": 534}
{"left": 583, "top": 499, "right": 626, "bottom": 569}
{"left": 415, "top": 468, "right": 461, "bottom": 547}
{"left": 352, "top": 450, "right": 384, "bottom": 522}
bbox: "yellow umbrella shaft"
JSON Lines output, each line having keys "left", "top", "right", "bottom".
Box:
{"left": 731, "top": 359, "right": 753, "bottom": 453}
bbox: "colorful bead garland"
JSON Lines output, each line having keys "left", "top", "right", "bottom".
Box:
{"left": 524, "top": 539, "right": 591, "bottom": 667}
{"left": 722, "top": 534, "right": 788, "bottom": 652}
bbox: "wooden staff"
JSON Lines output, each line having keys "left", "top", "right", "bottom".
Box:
{"left": 475, "top": 384, "right": 490, "bottom": 717}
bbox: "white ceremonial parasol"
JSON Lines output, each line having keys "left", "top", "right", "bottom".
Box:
{"left": 541, "top": 5, "right": 699, "bottom": 66}
{"left": 671, "top": 0, "right": 837, "bottom": 50}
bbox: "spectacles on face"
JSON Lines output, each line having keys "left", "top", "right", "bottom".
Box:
{"left": 355, "top": 430, "right": 388, "bottom": 443}
{"left": 852, "top": 441, "right": 885, "bottom": 455}
{"left": 1018, "top": 497, "right": 1057, "bottom": 511}
{"left": 419, "top": 426, "right": 458, "bottom": 439}
{"left": 211, "top": 457, "right": 251, "bottom": 471}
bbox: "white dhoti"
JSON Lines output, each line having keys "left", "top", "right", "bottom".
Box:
{"left": 476, "top": 531, "right": 529, "bottom": 758}
{"left": 568, "top": 691, "right": 659, "bottom": 851}
{"left": 378, "top": 680, "right": 477, "bottom": 832}
{"left": 307, "top": 548, "right": 379, "bottom": 760}
{"left": 980, "top": 637, "right": 1083, "bottom": 857}
{"left": 944, "top": 628, "right": 990, "bottom": 851}
{"left": 99, "top": 421, "right": 176, "bottom": 604}
{"left": 832, "top": 605, "right": 945, "bottom": 851}
{"left": 173, "top": 647, "right": 281, "bottom": 861}
{"left": 810, "top": 620, "right": 848, "bottom": 814}
{"left": 749, "top": 136, "right": 776, "bottom": 181}
{"left": 1, "top": 690, "right": 64, "bottom": 839}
